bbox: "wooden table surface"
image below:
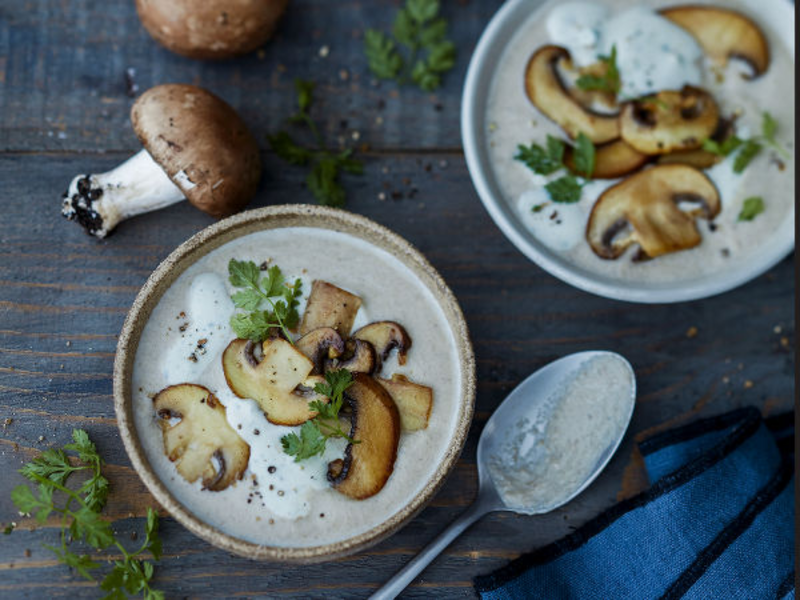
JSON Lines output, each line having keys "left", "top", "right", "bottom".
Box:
{"left": 0, "top": 1, "right": 794, "bottom": 598}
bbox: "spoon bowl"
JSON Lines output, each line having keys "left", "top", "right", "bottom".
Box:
{"left": 371, "top": 351, "right": 636, "bottom": 599}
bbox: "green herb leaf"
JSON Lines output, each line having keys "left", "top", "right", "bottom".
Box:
{"left": 11, "top": 430, "right": 165, "bottom": 599}
{"left": 364, "top": 29, "right": 404, "bottom": 80}
{"left": 702, "top": 135, "right": 743, "bottom": 157}
{"left": 227, "top": 260, "right": 303, "bottom": 342}
{"left": 307, "top": 158, "right": 346, "bottom": 207}
{"left": 269, "top": 80, "right": 363, "bottom": 207}
{"left": 545, "top": 176, "right": 583, "bottom": 203}
{"left": 281, "top": 421, "right": 327, "bottom": 462}
{"left": 228, "top": 259, "right": 261, "bottom": 289}
{"left": 576, "top": 45, "right": 621, "bottom": 95}
{"left": 407, "top": 0, "right": 439, "bottom": 23}
{"left": 762, "top": 111, "right": 778, "bottom": 141}
{"left": 515, "top": 135, "right": 565, "bottom": 176}
{"left": 738, "top": 196, "right": 765, "bottom": 221}
{"left": 364, "top": 0, "right": 455, "bottom": 91}
{"left": 531, "top": 203, "right": 548, "bottom": 213}
{"left": 282, "top": 370, "right": 357, "bottom": 462}
{"left": 295, "top": 79, "right": 315, "bottom": 114}
{"left": 733, "top": 139, "right": 763, "bottom": 173}
{"left": 267, "top": 131, "right": 313, "bottom": 166}
{"left": 572, "top": 132, "right": 596, "bottom": 179}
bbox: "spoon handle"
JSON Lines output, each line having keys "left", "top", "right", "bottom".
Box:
{"left": 370, "top": 499, "right": 494, "bottom": 600}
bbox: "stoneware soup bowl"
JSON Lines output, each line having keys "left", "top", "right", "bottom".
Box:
{"left": 114, "top": 205, "right": 476, "bottom": 562}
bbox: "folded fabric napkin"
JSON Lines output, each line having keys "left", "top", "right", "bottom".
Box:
{"left": 474, "top": 407, "right": 795, "bottom": 600}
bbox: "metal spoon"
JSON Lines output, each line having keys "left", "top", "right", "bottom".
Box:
{"left": 371, "top": 351, "right": 636, "bottom": 600}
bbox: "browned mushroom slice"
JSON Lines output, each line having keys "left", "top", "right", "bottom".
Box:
{"left": 299, "top": 281, "right": 362, "bottom": 336}
{"left": 586, "top": 164, "right": 721, "bottom": 260}
{"left": 325, "top": 339, "right": 377, "bottom": 375}
{"left": 327, "top": 374, "right": 401, "bottom": 500}
{"left": 566, "top": 139, "right": 649, "bottom": 179}
{"left": 352, "top": 321, "right": 412, "bottom": 368}
{"left": 660, "top": 6, "right": 769, "bottom": 79}
{"left": 377, "top": 374, "right": 434, "bottom": 432}
{"left": 524, "top": 46, "right": 620, "bottom": 144}
{"left": 657, "top": 148, "right": 721, "bottom": 169}
{"left": 296, "top": 327, "right": 345, "bottom": 374}
{"left": 620, "top": 87, "right": 719, "bottom": 156}
{"left": 222, "top": 338, "right": 326, "bottom": 426}
{"left": 153, "top": 384, "right": 249, "bottom": 491}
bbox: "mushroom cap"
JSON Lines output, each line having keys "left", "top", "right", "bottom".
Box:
{"left": 135, "top": 0, "right": 289, "bottom": 60}
{"left": 131, "top": 84, "right": 261, "bottom": 219}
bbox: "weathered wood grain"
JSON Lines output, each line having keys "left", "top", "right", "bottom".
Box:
{"left": 0, "top": 0, "right": 795, "bottom": 596}
{"left": 0, "top": 152, "right": 793, "bottom": 598}
{"left": 0, "top": 0, "right": 497, "bottom": 153}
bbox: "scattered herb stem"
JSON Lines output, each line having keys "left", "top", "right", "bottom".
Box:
{"left": 268, "top": 79, "right": 364, "bottom": 207}
{"left": 8, "top": 429, "right": 164, "bottom": 600}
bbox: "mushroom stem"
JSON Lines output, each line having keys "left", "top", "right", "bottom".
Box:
{"left": 61, "top": 149, "right": 185, "bottom": 238}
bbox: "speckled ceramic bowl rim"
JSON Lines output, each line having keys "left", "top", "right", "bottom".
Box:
{"left": 113, "top": 205, "right": 476, "bottom": 563}
{"left": 461, "top": 0, "right": 795, "bottom": 303}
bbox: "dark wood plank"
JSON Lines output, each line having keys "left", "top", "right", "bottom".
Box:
{"left": 0, "top": 152, "right": 793, "bottom": 598}
{"left": 0, "top": 0, "right": 499, "bottom": 154}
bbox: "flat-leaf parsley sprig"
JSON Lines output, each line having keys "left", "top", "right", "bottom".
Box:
{"left": 703, "top": 111, "right": 791, "bottom": 174}
{"left": 364, "top": 0, "right": 456, "bottom": 92}
{"left": 281, "top": 369, "right": 359, "bottom": 462}
{"left": 515, "top": 132, "right": 596, "bottom": 204}
{"left": 228, "top": 259, "right": 302, "bottom": 343}
{"left": 9, "top": 429, "right": 164, "bottom": 600}
{"left": 268, "top": 79, "right": 364, "bottom": 207}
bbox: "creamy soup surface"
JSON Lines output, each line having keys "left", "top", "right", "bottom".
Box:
{"left": 485, "top": 0, "right": 795, "bottom": 283}
{"left": 132, "top": 227, "right": 462, "bottom": 547}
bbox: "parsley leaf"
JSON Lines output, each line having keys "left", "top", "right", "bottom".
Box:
{"left": 572, "top": 132, "right": 595, "bottom": 178}
{"left": 576, "top": 45, "right": 621, "bottom": 95}
{"left": 364, "top": 0, "right": 456, "bottom": 92}
{"left": 515, "top": 135, "right": 565, "bottom": 175}
{"left": 738, "top": 196, "right": 765, "bottom": 221}
{"left": 733, "top": 139, "right": 763, "bottom": 174}
{"left": 268, "top": 79, "right": 363, "bottom": 207}
{"left": 10, "top": 429, "right": 164, "bottom": 599}
{"left": 707, "top": 111, "right": 790, "bottom": 174}
{"left": 281, "top": 370, "right": 358, "bottom": 462}
{"left": 545, "top": 176, "right": 583, "bottom": 204}
{"left": 228, "top": 259, "right": 302, "bottom": 343}
{"left": 702, "top": 135, "right": 743, "bottom": 157}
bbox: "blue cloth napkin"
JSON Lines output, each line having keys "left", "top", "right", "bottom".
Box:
{"left": 474, "top": 407, "right": 795, "bottom": 600}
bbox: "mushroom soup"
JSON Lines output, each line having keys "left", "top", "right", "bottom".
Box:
{"left": 485, "top": 0, "right": 794, "bottom": 283}
{"left": 132, "top": 227, "right": 462, "bottom": 547}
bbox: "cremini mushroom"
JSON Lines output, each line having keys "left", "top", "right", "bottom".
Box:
{"left": 61, "top": 84, "right": 261, "bottom": 238}
{"left": 352, "top": 321, "right": 412, "bottom": 369}
{"left": 586, "top": 164, "right": 721, "bottom": 261}
{"left": 620, "top": 87, "right": 719, "bottom": 155}
{"left": 524, "top": 45, "right": 620, "bottom": 144}
{"left": 295, "top": 327, "right": 345, "bottom": 374}
{"left": 136, "top": 0, "right": 289, "bottom": 60}
{"left": 327, "top": 374, "right": 401, "bottom": 500}
{"left": 660, "top": 6, "right": 769, "bottom": 79}
{"left": 299, "top": 281, "right": 362, "bottom": 336}
{"left": 325, "top": 339, "right": 377, "bottom": 375}
{"left": 153, "top": 384, "right": 250, "bottom": 491}
{"left": 377, "top": 374, "right": 433, "bottom": 432}
{"left": 222, "top": 338, "right": 326, "bottom": 426}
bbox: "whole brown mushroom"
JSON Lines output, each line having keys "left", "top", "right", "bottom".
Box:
{"left": 61, "top": 84, "right": 261, "bottom": 238}
{"left": 136, "top": 0, "right": 289, "bottom": 60}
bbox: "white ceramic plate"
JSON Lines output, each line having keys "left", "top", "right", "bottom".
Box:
{"left": 461, "top": 0, "right": 795, "bottom": 303}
